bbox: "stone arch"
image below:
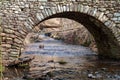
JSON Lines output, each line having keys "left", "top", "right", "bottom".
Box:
{"left": 1, "top": 2, "right": 120, "bottom": 60}
{"left": 22, "top": 4, "right": 120, "bottom": 59}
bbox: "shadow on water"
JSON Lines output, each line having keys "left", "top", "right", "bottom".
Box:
{"left": 2, "top": 67, "right": 29, "bottom": 80}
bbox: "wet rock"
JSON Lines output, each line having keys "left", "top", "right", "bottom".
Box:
{"left": 108, "top": 76, "right": 113, "bottom": 79}
{"left": 38, "top": 64, "right": 46, "bottom": 67}
{"left": 35, "top": 77, "right": 46, "bottom": 80}
{"left": 101, "top": 68, "right": 107, "bottom": 71}
{"left": 95, "top": 71, "right": 99, "bottom": 74}
{"left": 34, "top": 74, "right": 52, "bottom": 80}
{"left": 88, "top": 73, "right": 96, "bottom": 79}
{"left": 96, "top": 74, "right": 102, "bottom": 78}
{"left": 114, "top": 74, "right": 120, "bottom": 79}
{"left": 48, "top": 60, "right": 54, "bottom": 63}
{"left": 54, "top": 78, "right": 65, "bottom": 80}
{"left": 5, "top": 56, "right": 35, "bottom": 67}
{"left": 87, "top": 69, "right": 90, "bottom": 72}
{"left": 39, "top": 44, "right": 44, "bottom": 49}
{"left": 22, "top": 76, "right": 28, "bottom": 79}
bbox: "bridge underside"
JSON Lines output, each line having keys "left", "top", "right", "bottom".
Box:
{"left": 39, "top": 12, "right": 120, "bottom": 60}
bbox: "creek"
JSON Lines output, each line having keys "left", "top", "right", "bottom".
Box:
{"left": 3, "top": 35, "right": 120, "bottom": 80}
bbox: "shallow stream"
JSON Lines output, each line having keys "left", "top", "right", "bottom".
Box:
{"left": 3, "top": 35, "right": 120, "bottom": 80}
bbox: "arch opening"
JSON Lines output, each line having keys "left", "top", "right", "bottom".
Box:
{"left": 29, "top": 12, "right": 120, "bottom": 60}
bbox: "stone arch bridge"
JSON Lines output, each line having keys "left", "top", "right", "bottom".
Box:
{"left": 0, "top": 0, "right": 120, "bottom": 60}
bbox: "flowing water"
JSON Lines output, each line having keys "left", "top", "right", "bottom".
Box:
{"left": 3, "top": 35, "right": 120, "bottom": 80}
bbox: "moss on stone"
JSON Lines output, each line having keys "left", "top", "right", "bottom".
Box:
{"left": 58, "top": 60, "right": 67, "bottom": 65}
{"left": 81, "top": 40, "right": 91, "bottom": 47}
{"left": 0, "top": 64, "right": 4, "bottom": 72}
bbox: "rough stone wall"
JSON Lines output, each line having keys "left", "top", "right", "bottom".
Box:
{"left": 0, "top": 0, "right": 120, "bottom": 60}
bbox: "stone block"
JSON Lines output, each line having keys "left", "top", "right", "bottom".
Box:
{"left": 104, "top": 20, "right": 112, "bottom": 26}
{"left": 112, "top": 17, "right": 118, "bottom": 21}
{"left": 83, "top": 6, "right": 90, "bottom": 13}
{"left": 14, "top": 38, "right": 22, "bottom": 44}
{"left": 98, "top": 12, "right": 104, "bottom": 20}
{"left": 118, "top": 17, "right": 120, "bottom": 21}
{"left": 1, "top": 44, "right": 11, "bottom": 48}
{"left": 114, "top": 12, "right": 120, "bottom": 17}
{"left": 4, "top": 29, "right": 14, "bottom": 34}
{"left": 99, "top": 8, "right": 106, "bottom": 11}
{"left": 107, "top": 13, "right": 113, "bottom": 18}
{"left": 0, "top": 33, "right": 6, "bottom": 36}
